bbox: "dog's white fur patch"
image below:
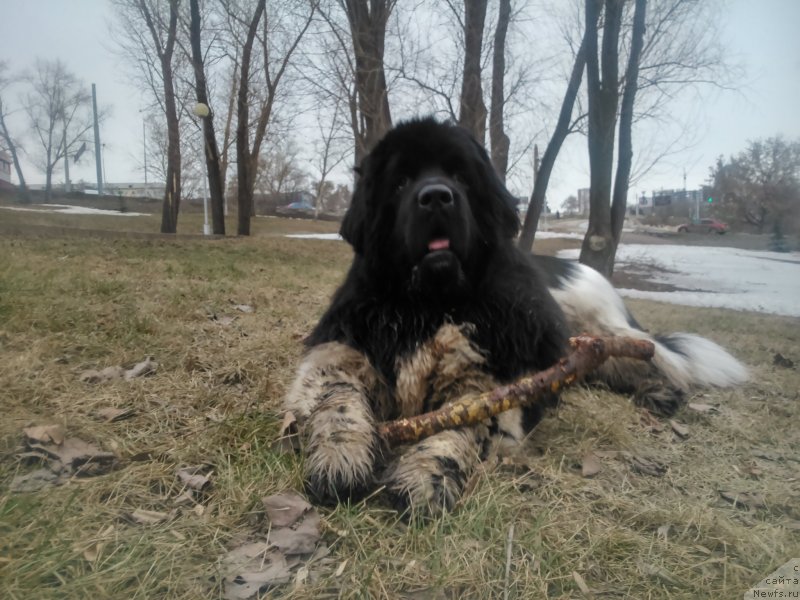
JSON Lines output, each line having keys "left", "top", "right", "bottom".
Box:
{"left": 549, "top": 261, "right": 748, "bottom": 390}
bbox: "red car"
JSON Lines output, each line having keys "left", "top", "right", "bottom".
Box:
{"left": 677, "top": 218, "right": 728, "bottom": 234}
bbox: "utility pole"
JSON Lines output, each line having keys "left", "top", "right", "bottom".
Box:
{"left": 92, "top": 84, "right": 103, "bottom": 195}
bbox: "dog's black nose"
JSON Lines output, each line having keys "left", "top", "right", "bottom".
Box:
{"left": 417, "top": 183, "right": 454, "bottom": 209}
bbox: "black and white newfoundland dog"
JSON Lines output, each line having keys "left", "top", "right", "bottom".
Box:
{"left": 284, "top": 118, "right": 747, "bottom": 517}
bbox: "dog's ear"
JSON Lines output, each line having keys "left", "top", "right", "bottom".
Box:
{"left": 340, "top": 161, "right": 369, "bottom": 254}
{"left": 468, "top": 136, "right": 520, "bottom": 239}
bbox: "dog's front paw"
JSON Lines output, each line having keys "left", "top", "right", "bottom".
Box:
{"left": 383, "top": 431, "right": 479, "bottom": 519}
{"left": 303, "top": 391, "right": 382, "bottom": 505}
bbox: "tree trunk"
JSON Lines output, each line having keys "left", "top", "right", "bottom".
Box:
{"left": 458, "top": 0, "right": 488, "bottom": 144}
{"left": 344, "top": 0, "right": 393, "bottom": 165}
{"left": 0, "top": 108, "right": 30, "bottom": 203}
{"left": 45, "top": 164, "right": 53, "bottom": 202}
{"left": 608, "top": 0, "right": 647, "bottom": 273}
{"left": 235, "top": 0, "right": 266, "bottom": 236}
{"left": 489, "top": 0, "right": 511, "bottom": 180}
{"left": 189, "top": 0, "right": 225, "bottom": 235}
{"left": 518, "top": 34, "right": 589, "bottom": 252}
{"left": 139, "top": 0, "right": 181, "bottom": 234}
{"left": 161, "top": 53, "right": 181, "bottom": 234}
{"left": 579, "top": 0, "right": 623, "bottom": 277}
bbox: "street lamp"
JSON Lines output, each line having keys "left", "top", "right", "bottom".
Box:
{"left": 193, "top": 102, "right": 211, "bottom": 235}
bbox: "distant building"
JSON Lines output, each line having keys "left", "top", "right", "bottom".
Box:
{"left": 101, "top": 182, "right": 164, "bottom": 198}
{"left": 0, "top": 151, "right": 13, "bottom": 190}
{"left": 633, "top": 188, "right": 706, "bottom": 218}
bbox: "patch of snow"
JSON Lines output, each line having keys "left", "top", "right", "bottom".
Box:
{"left": 558, "top": 244, "right": 800, "bottom": 317}
{"left": 0, "top": 204, "right": 150, "bottom": 217}
{"left": 285, "top": 233, "right": 343, "bottom": 241}
{"left": 534, "top": 231, "right": 583, "bottom": 240}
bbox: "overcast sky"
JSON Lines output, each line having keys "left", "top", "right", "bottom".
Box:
{"left": 1, "top": 0, "right": 799, "bottom": 206}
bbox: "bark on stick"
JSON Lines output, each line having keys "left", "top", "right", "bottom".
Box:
{"left": 379, "top": 335, "right": 654, "bottom": 447}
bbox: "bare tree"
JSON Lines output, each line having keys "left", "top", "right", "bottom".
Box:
{"left": 489, "top": 0, "right": 511, "bottom": 179}
{"left": 311, "top": 102, "right": 349, "bottom": 217}
{"left": 578, "top": 0, "right": 650, "bottom": 277}
{"left": 609, "top": 0, "right": 647, "bottom": 259}
{"left": 518, "top": 29, "right": 589, "bottom": 252}
{"left": 709, "top": 138, "right": 800, "bottom": 234}
{"left": 342, "top": 0, "right": 395, "bottom": 164}
{"left": 112, "top": 0, "right": 183, "bottom": 233}
{"left": 255, "top": 138, "right": 308, "bottom": 196}
{"left": 24, "top": 59, "right": 94, "bottom": 201}
{"left": 233, "top": 0, "right": 316, "bottom": 235}
{"left": 189, "top": 0, "right": 225, "bottom": 234}
{"left": 0, "top": 62, "right": 29, "bottom": 202}
{"left": 458, "top": 0, "right": 488, "bottom": 143}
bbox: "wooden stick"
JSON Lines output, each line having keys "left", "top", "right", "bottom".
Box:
{"left": 378, "top": 335, "right": 655, "bottom": 446}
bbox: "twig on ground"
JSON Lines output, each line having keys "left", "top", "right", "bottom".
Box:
{"left": 504, "top": 523, "right": 515, "bottom": 600}
{"left": 378, "top": 335, "right": 655, "bottom": 446}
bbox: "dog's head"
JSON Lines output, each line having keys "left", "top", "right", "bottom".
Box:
{"left": 341, "top": 118, "right": 520, "bottom": 299}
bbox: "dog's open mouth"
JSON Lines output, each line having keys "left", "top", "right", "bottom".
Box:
{"left": 427, "top": 238, "right": 451, "bottom": 252}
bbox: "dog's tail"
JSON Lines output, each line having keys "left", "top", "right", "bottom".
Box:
{"left": 649, "top": 332, "right": 749, "bottom": 389}
{"left": 546, "top": 259, "right": 749, "bottom": 391}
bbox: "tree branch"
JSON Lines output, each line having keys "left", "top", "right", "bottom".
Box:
{"left": 379, "top": 335, "right": 655, "bottom": 446}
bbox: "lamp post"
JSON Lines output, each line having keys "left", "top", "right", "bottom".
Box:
{"left": 193, "top": 102, "right": 211, "bottom": 236}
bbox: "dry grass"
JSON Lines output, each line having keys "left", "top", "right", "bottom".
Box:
{"left": 1, "top": 209, "right": 798, "bottom": 599}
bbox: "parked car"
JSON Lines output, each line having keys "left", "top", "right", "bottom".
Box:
{"left": 677, "top": 218, "right": 728, "bottom": 234}
{"left": 276, "top": 200, "right": 315, "bottom": 217}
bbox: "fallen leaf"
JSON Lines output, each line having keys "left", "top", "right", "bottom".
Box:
{"left": 96, "top": 407, "right": 135, "bottom": 422}
{"left": 221, "top": 491, "right": 323, "bottom": 598}
{"left": 719, "top": 490, "right": 767, "bottom": 510}
{"left": 267, "top": 510, "right": 320, "bottom": 555}
{"left": 263, "top": 491, "right": 312, "bottom": 528}
{"left": 177, "top": 465, "right": 213, "bottom": 491}
{"left": 222, "top": 543, "right": 293, "bottom": 599}
{"left": 639, "top": 410, "right": 665, "bottom": 433}
{"left": 129, "top": 508, "right": 173, "bottom": 525}
{"left": 572, "top": 571, "right": 592, "bottom": 596}
{"left": 80, "top": 365, "right": 126, "bottom": 384}
{"left": 657, "top": 524, "right": 671, "bottom": 541}
{"left": 73, "top": 525, "right": 115, "bottom": 563}
{"left": 581, "top": 452, "right": 602, "bottom": 478}
{"left": 23, "top": 424, "right": 65, "bottom": 445}
{"left": 294, "top": 565, "right": 309, "bottom": 588}
{"left": 173, "top": 491, "right": 196, "bottom": 506}
{"left": 628, "top": 455, "right": 667, "bottom": 477}
{"left": 273, "top": 411, "right": 300, "bottom": 454}
{"left": 772, "top": 353, "right": 794, "bottom": 369}
{"left": 27, "top": 437, "right": 116, "bottom": 476}
{"left": 233, "top": 304, "right": 255, "bottom": 313}
{"left": 334, "top": 559, "right": 348, "bottom": 577}
{"left": 687, "top": 402, "right": 719, "bottom": 414}
{"left": 9, "top": 468, "right": 62, "bottom": 492}
{"left": 124, "top": 357, "right": 157, "bottom": 380}
{"left": 669, "top": 420, "right": 690, "bottom": 439}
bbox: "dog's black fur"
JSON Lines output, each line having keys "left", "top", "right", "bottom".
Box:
{"left": 284, "top": 117, "right": 747, "bottom": 516}
{"left": 307, "top": 119, "right": 567, "bottom": 420}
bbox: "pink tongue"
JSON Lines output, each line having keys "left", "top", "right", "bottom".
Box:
{"left": 428, "top": 239, "right": 450, "bottom": 251}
